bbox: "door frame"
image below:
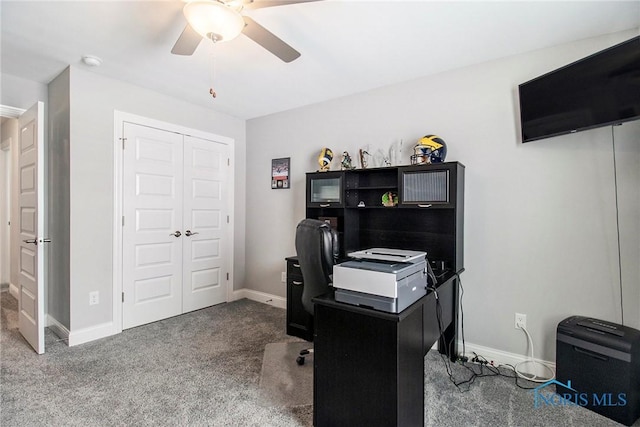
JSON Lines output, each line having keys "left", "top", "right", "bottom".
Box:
{"left": 1, "top": 105, "right": 26, "bottom": 298}
{"left": 112, "top": 111, "right": 235, "bottom": 333}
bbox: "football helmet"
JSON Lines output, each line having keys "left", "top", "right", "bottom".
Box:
{"left": 411, "top": 135, "right": 447, "bottom": 164}
{"left": 318, "top": 147, "right": 334, "bottom": 171}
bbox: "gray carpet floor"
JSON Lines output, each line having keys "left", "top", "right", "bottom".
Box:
{"left": 1, "top": 290, "right": 636, "bottom": 426}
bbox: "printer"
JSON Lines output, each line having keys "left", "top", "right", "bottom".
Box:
{"left": 333, "top": 248, "right": 429, "bottom": 313}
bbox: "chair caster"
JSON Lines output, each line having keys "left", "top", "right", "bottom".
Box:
{"left": 296, "top": 356, "right": 305, "bottom": 365}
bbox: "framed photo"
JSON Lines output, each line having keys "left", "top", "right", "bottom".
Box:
{"left": 271, "top": 157, "right": 290, "bottom": 189}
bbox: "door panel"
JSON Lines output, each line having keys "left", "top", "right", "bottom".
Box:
{"left": 123, "top": 123, "right": 183, "bottom": 329}
{"left": 18, "top": 101, "right": 45, "bottom": 354}
{"left": 182, "top": 135, "right": 228, "bottom": 313}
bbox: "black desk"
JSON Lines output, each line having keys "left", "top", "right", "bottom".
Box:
{"left": 312, "top": 273, "right": 459, "bottom": 427}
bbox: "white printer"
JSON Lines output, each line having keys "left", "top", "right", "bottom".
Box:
{"left": 333, "top": 248, "right": 428, "bottom": 313}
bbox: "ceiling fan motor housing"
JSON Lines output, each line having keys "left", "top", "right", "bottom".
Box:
{"left": 184, "top": 0, "right": 245, "bottom": 42}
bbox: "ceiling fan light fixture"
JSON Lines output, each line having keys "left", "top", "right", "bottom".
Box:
{"left": 183, "top": 0, "right": 245, "bottom": 42}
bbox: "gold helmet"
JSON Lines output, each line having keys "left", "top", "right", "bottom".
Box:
{"left": 318, "top": 147, "right": 333, "bottom": 171}
{"left": 411, "top": 135, "right": 447, "bottom": 164}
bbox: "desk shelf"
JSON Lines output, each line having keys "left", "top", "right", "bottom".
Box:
{"left": 305, "top": 162, "right": 464, "bottom": 269}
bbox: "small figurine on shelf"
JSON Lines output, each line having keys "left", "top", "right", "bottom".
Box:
{"left": 359, "top": 148, "right": 371, "bottom": 169}
{"left": 382, "top": 191, "right": 398, "bottom": 207}
{"left": 341, "top": 151, "right": 355, "bottom": 170}
{"left": 318, "top": 147, "right": 334, "bottom": 172}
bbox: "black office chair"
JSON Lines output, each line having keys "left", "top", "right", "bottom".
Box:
{"left": 294, "top": 218, "right": 339, "bottom": 366}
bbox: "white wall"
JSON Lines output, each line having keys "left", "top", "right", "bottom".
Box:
{"left": 47, "top": 68, "right": 71, "bottom": 329}
{"left": 245, "top": 29, "right": 640, "bottom": 362}
{"left": 1, "top": 74, "right": 48, "bottom": 110}
{"left": 614, "top": 120, "right": 640, "bottom": 329}
{"left": 65, "top": 66, "right": 246, "bottom": 332}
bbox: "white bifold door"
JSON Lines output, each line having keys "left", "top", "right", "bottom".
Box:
{"left": 122, "top": 122, "right": 230, "bottom": 329}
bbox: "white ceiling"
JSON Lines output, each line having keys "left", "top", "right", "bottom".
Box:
{"left": 1, "top": 0, "right": 638, "bottom": 120}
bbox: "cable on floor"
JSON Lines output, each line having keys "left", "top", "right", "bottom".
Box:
{"left": 512, "top": 325, "right": 555, "bottom": 383}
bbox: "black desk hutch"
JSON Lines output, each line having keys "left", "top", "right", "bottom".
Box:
{"left": 285, "top": 161, "right": 464, "bottom": 427}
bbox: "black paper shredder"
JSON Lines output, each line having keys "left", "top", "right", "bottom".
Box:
{"left": 556, "top": 316, "right": 640, "bottom": 426}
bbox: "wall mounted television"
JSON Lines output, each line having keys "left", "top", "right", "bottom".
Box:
{"left": 519, "top": 36, "right": 640, "bottom": 143}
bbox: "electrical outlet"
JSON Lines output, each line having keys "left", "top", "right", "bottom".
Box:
{"left": 281, "top": 272, "right": 286, "bottom": 283}
{"left": 515, "top": 313, "right": 526, "bottom": 329}
{"left": 89, "top": 291, "right": 99, "bottom": 306}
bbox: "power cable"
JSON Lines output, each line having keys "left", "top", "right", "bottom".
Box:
{"left": 611, "top": 124, "right": 624, "bottom": 325}
{"left": 513, "top": 325, "right": 555, "bottom": 383}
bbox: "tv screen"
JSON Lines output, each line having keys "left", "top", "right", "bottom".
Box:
{"left": 519, "top": 36, "right": 640, "bottom": 143}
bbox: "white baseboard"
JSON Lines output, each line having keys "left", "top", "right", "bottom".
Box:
{"left": 456, "top": 341, "right": 556, "bottom": 379}
{"left": 231, "top": 290, "right": 554, "bottom": 378}
{"left": 9, "top": 282, "right": 18, "bottom": 299}
{"left": 41, "top": 285, "right": 553, "bottom": 379}
{"left": 61, "top": 290, "right": 284, "bottom": 347}
{"left": 68, "top": 322, "right": 117, "bottom": 347}
{"left": 47, "top": 315, "right": 70, "bottom": 343}
{"left": 231, "top": 289, "right": 286, "bottom": 310}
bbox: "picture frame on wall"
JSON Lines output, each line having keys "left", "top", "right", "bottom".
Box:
{"left": 271, "top": 157, "right": 290, "bottom": 189}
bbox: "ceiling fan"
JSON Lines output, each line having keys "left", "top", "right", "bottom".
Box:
{"left": 171, "top": 0, "right": 320, "bottom": 63}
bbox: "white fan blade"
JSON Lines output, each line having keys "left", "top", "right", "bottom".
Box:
{"left": 242, "top": 16, "right": 301, "bottom": 62}
{"left": 171, "top": 24, "right": 202, "bottom": 56}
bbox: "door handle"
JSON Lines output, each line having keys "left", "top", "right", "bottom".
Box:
{"left": 185, "top": 230, "right": 199, "bottom": 237}
{"left": 41, "top": 238, "right": 51, "bottom": 243}
{"left": 170, "top": 231, "right": 182, "bottom": 237}
{"left": 23, "top": 239, "right": 37, "bottom": 245}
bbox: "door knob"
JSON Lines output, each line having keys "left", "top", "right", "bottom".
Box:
{"left": 170, "top": 231, "right": 182, "bottom": 237}
{"left": 185, "top": 230, "right": 199, "bottom": 236}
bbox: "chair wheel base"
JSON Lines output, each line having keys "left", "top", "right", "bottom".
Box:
{"left": 296, "top": 356, "right": 305, "bottom": 365}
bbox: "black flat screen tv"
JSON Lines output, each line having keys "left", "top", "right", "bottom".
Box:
{"left": 519, "top": 36, "right": 640, "bottom": 143}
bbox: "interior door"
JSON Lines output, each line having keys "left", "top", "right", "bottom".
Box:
{"left": 182, "top": 135, "right": 229, "bottom": 312}
{"left": 122, "top": 123, "right": 184, "bottom": 329}
{"left": 18, "top": 101, "right": 45, "bottom": 354}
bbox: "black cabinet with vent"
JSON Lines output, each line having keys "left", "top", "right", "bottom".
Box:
{"left": 305, "top": 161, "right": 464, "bottom": 273}
{"left": 306, "top": 170, "right": 343, "bottom": 207}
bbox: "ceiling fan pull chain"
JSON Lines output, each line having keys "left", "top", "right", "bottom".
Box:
{"left": 209, "top": 38, "right": 217, "bottom": 99}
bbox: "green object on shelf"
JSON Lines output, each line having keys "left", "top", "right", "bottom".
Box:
{"left": 382, "top": 191, "right": 397, "bottom": 207}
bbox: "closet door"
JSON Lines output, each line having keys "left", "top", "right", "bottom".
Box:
{"left": 122, "top": 123, "right": 183, "bottom": 329}
{"left": 182, "top": 135, "right": 229, "bottom": 312}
